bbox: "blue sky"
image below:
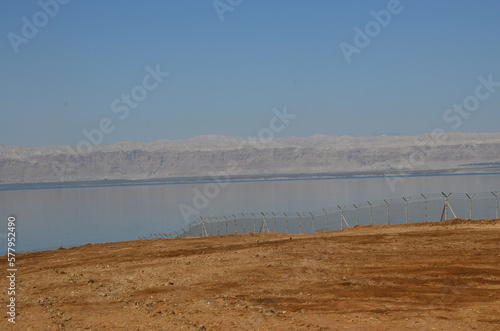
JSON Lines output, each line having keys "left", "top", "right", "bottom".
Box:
{"left": 1, "top": 0, "right": 499, "bottom": 146}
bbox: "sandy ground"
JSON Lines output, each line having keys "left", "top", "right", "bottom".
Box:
{"left": 1, "top": 219, "right": 499, "bottom": 330}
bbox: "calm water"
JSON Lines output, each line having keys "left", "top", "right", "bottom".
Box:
{"left": 0, "top": 173, "right": 499, "bottom": 254}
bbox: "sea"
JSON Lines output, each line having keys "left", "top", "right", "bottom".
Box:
{"left": 0, "top": 173, "right": 499, "bottom": 254}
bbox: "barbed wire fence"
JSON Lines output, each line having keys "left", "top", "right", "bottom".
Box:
{"left": 155, "top": 191, "right": 499, "bottom": 239}
{"left": 140, "top": 191, "right": 499, "bottom": 240}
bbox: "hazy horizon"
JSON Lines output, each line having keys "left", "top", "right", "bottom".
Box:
{"left": 2, "top": 131, "right": 500, "bottom": 148}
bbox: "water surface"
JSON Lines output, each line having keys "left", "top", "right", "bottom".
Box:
{"left": 0, "top": 173, "right": 499, "bottom": 253}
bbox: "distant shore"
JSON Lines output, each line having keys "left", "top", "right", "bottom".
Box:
{"left": 2, "top": 167, "right": 499, "bottom": 191}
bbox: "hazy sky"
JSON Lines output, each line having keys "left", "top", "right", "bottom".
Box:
{"left": 1, "top": 0, "right": 500, "bottom": 146}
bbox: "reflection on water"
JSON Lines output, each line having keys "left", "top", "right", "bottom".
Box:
{"left": 0, "top": 173, "right": 498, "bottom": 253}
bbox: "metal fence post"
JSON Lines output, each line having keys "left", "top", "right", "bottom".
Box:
{"left": 403, "top": 197, "right": 411, "bottom": 224}
{"left": 241, "top": 213, "right": 247, "bottom": 233}
{"left": 353, "top": 204, "right": 360, "bottom": 225}
{"left": 323, "top": 208, "right": 330, "bottom": 231}
{"left": 198, "top": 217, "right": 203, "bottom": 237}
{"left": 216, "top": 217, "right": 221, "bottom": 235}
{"left": 466, "top": 194, "right": 475, "bottom": 220}
{"left": 232, "top": 214, "right": 238, "bottom": 234}
{"left": 367, "top": 201, "right": 374, "bottom": 225}
{"left": 384, "top": 199, "right": 392, "bottom": 225}
{"left": 296, "top": 212, "right": 303, "bottom": 234}
{"left": 200, "top": 217, "right": 208, "bottom": 236}
{"left": 338, "top": 205, "right": 348, "bottom": 229}
{"left": 207, "top": 217, "right": 213, "bottom": 236}
{"left": 260, "top": 212, "right": 269, "bottom": 233}
{"left": 224, "top": 216, "right": 229, "bottom": 235}
{"left": 283, "top": 212, "right": 289, "bottom": 233}
{"left": 421, "top": 194, "right": 429, "bottom": 223}
{"left": 440, "top": 192, "right": 457, "bottom": 221}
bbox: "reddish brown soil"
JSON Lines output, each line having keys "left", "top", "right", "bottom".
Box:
{"left": 2, "top": 219, "right": 500, "bottom": 330}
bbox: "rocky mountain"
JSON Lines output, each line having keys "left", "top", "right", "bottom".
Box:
{"left": 1, "top": 132, "right": 500, "bottom": 185}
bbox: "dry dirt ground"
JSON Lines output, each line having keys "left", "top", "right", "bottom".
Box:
{"left": 2, "top": 219, "right": 499, "bottom": 330}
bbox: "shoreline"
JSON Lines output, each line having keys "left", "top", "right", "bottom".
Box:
{"left": 1, "top": 167, "right": 499, "bottom": 191}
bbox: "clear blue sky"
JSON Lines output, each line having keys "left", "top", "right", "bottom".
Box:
{"left": 1, "top": 0, "right": 499, "bottom": 146}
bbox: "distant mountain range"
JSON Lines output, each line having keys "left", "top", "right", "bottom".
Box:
{"left": 1, "top": 132, "right": 500, "bottom": 185}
